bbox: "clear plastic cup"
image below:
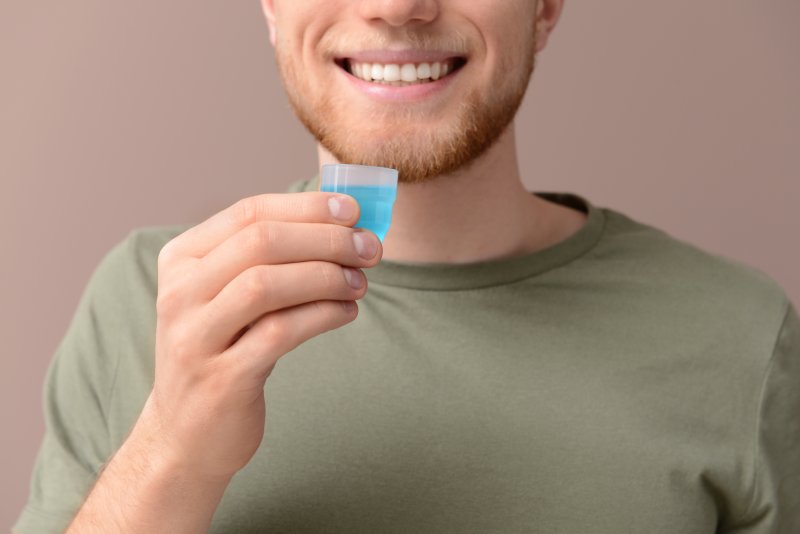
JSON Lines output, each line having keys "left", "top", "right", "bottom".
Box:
{"left": 320, "top": 164, "right": 398, "bottom": 242}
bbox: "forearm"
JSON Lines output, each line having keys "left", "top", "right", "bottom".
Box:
{"left": 66, "top": 414, "right": 232, "bottom": 533}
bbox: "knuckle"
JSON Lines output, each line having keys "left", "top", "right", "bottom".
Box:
{"left": 240, "top": 266, "right": 271, "bottom": 306}
{"left": 326, "top": 300, "right": 342, "bottom": 320}
{"left": 157, "top": 239, "right": 177, "bottom": 268}
{"left": 241, "top": 222, "right": 274, "bottom": 256}
{"left": 167, "top": 328, "right": 198, "bottom": 366}
{"left": 318, "top": 262, "right": 339, "bottom": 292}
{"left": 328, "top": 227, "right": 348, "bottom": 257}
{"left": 262, "top": 315, "right": 291, "bottom": 347}
{"left": 323, "top": 300, "right": 351, "bottom": 327}
{"left": 156, "top": 285, "right": 183, "bottom": 318}
{"left": 318, "top": 299, "right": 342, "bottom": 322}
{"left": 284, "top": 193, "right": 310, "bottom": 219}
{"left": 232, "top": 197, "right": 261, "bottom": 226}
{"left": 308, "top": 301, "right": 330, "bottom": 325}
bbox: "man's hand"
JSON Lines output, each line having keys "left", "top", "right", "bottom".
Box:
{"left": 67, "top": 191, "right": 381, "bottom": 532}
{"left": 145, "top": 190, "right": 380, "bottom": 478}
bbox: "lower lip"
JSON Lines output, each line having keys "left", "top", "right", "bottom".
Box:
{"left": 336, "top": 64, "right": 461, "bottom": 103}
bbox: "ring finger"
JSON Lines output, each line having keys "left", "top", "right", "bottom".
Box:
{"left": 198, "top": 260, "right": 367, "bottom": 352}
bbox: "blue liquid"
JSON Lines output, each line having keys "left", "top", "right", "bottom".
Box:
{"left": 320, "top": 184, "right": 397, "bottom": 241}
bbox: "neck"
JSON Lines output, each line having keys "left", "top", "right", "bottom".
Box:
{"left": 317, "top": 122, "right": 584, "bottom": 264}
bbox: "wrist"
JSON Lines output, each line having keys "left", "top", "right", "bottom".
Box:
{"left": 69, "top": 430, "right": 231, "bottom": 532}
{"left": 127, "top": 394, "right": 238, "bottom": 486}
{"left": 119, "top": 425, "right": 235, "bottom": 493}
{"left": 68, "top": 413, "right": 233, "bottom": 533}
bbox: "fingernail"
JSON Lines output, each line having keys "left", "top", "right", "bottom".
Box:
{"left": 352, "top": 231, "right": 378, "bottom": 260}
{"left": 328, "top": 195, "right": 356, "bottom": 221}
{"left": 341, "top": 300, "right": 356, "bottom": 313}
{"left": 343, "top": 267, "right": 364, "bottom": 289}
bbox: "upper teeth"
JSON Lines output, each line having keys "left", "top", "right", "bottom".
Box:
{"left": 349, "top": 60, "right": 454, "bottom": 83}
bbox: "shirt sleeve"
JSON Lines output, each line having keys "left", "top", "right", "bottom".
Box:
{"left": 725, "top": 299, "right": 800, "bottom": 533}
{"left": 13, "top": 234, "right": 136, "bottom": 534}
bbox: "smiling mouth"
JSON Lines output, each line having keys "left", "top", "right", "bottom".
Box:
{"left": 334, "top": 57, "right": 467, "bottom": 86}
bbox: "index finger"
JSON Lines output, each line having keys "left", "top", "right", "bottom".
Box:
{"left": 166, "top": 191, "right": 360, "bottom": 259}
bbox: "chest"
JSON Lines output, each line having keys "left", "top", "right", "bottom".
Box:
{"left": 206, "top": 316, "right": 724, "bottom": 533}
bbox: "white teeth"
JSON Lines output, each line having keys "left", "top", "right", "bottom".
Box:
{"left": 383, "top": 64, "right": 400, "bottom": 82}
{"left": 400, "top": 63, "right": 417, "bottom": 82}
{"left": 347, "top": 59, "right": 458, "bottom": 84}
{"left": 417, "top": 63, "right": 431, "bottom": 79}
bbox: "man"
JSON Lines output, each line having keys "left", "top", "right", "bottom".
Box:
{"left": 14, "top": 0, "right": 799, "bottom": 532}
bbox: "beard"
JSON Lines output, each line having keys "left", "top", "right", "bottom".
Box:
{"left": 273, "top": 27, "right": 537, "bottom": 185}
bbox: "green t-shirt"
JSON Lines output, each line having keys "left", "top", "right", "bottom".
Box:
{"left": 14, "top": 176, "right": 800, "bottom": 533}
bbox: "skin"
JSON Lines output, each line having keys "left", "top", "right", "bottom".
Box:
{"left": 266, "top": 0, "right": 586, "bottom": 263}
{"left": 57, "top": 1, "right": 576, "bottom": 532}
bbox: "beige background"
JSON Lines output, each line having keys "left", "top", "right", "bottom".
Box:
{"left": 2, "top": 0, "right": 798, "bottom": 529}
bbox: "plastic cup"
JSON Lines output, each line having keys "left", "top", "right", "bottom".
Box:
{"left": 320, "top": 164, "right": 398, "bottom": 242}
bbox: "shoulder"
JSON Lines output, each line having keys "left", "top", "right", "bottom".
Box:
{"left": 592, "top": 208, "right": 799, "bottom": 527}
{"left": 597, "top": 207, "right": 789, "bottom": 311}
{"left": 591, "top": 207, "right": 791, "bottom": 364}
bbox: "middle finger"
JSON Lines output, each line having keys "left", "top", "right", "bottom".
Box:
{"left": 196, "top": 221, "right": 382, "bottom": 301}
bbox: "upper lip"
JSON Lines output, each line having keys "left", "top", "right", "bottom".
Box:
{"left": 335, "top": 49, "right": 467, "bottom": 64}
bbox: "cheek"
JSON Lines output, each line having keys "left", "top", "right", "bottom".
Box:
{"left": 274, "top": 30, "right": 328, "bottom": 106}
{"left": 275, "top": 5, "right": 324, "bottom": 66}
{"left": 470, "top": 2, "right": 536, "bottom": 74}
{"left": 282, "top": 3, "right": 343, "bottom": 66}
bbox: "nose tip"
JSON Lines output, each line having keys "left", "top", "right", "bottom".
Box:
{"left": 357, "top": 0, "right": 439, "bottom": 28}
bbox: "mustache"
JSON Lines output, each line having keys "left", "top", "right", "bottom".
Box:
{"left": 318, "top": 29, "right": 472, "bottom": 58}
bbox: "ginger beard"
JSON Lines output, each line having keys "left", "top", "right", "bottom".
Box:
{"left": 273, "top": 25, "right": 538, "bottom": 185}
